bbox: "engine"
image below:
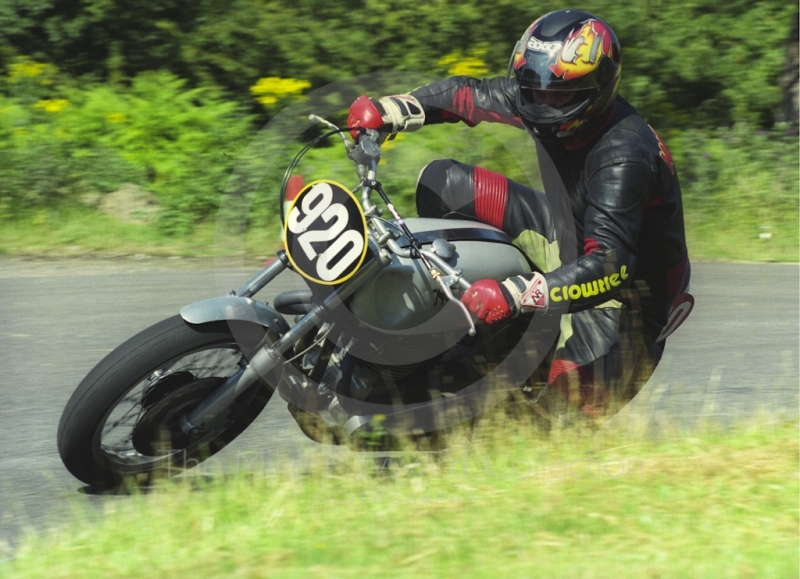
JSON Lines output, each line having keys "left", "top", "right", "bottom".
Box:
{"left": 349, "top": 218, "right": 532, "bottom": 331}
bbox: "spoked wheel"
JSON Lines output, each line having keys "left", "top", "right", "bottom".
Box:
{"left": 57, "top": 315, "right": 279, "bottom": 489}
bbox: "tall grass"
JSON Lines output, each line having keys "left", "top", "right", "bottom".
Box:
{"left": 2, "top": 418, "right": 797, "bottom": 578}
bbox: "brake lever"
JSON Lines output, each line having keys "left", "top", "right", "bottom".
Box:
{"left": 430, "top": 270, "right": 476, "bottom": 337}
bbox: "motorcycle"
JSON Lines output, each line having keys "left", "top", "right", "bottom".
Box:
{"left": 57, "top": 116, "right": 559, "bottom": 489}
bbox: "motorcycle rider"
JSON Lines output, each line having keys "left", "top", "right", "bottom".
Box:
{"left": 347, "top": 9, "right": 690, "bottom": 419}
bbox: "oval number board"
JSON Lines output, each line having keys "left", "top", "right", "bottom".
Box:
{"left": 284, "top": 180, "right": 368, "bottom": 286}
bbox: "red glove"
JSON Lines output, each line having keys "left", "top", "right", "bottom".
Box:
{"left": 460, "top": 279, "right": 516, "bottom": 325}
{"left": 347, "top": 95, "right": 425, "bottom": 139}
{"left": 347, "top": 96, "right": 383, "bottom": 139}
{"left": 461, "top": 273, "right": 549, "bottom": 325}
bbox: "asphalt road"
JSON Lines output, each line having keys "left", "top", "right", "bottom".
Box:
{"left": 0, "top": 257, "right": 797, "bottom": 549}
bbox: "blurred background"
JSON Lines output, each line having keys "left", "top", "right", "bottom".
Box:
{"left": 0, "top": 0, "right": 796, "bottom": 261}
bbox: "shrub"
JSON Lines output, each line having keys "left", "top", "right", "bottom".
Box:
{"left": 0, "top": 66, "right": 256, "bottom": 234}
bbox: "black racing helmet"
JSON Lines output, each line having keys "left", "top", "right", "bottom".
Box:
{"left": 508, "top": 10, "right": 622, "bottom": 140}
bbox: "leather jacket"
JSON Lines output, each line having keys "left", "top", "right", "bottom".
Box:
{"left": 410, "top": 76, "right": 690, "bottom": 317}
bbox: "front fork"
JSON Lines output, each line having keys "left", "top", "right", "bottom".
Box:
{"left": 180, "top": 251, "right": 385, "bottom": 434}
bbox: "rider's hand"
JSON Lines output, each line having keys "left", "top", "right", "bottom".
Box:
{"left": 461, "top": 273, "right": 549, "bottom": 325}
{"left": 461, "top": 279, "right": 516, "bottom": 325}
{"left": 347, "top": 95, "right": 425, "bottom": 139}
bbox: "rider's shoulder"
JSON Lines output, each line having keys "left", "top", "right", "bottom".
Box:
{"left": 588, "top": 99, "right": 664, "bottom": 172}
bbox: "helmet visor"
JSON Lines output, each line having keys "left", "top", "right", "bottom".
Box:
{"left": 517, "top": 86, "right": 596, "bottom": 125}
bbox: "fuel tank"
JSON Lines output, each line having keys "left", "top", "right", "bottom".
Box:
{"left": 349, "top": 218, "right": 532, "bottom": 331}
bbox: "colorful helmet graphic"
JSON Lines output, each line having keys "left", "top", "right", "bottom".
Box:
{"left": 507, "top": 10, "right": 622, "bottom": 140}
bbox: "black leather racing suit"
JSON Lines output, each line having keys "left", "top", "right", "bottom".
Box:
{"left": 409, "top": 76, "right": 690, "bottom": 416}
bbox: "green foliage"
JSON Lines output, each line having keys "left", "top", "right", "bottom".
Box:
{"left": 0, "top": 1, "right": 796, "bottom": 129}
{"left": 0, "top": 59, "right": 145, "bottom": 215}
{"left": 673, "top": 124, "right": 799, "bottom": 216}
{"left": 588, "top": 0, "right": 798, "bottom": 128}
{"left": 0, "top": 2, "right": 795, "bottom": 256}
{"left": 0, "top": 1, "right": 794, "bottom": 129}
{"left": 669, "top": 123, "right": 799, "bottom": 260}
{"left": 71, "top": 72, "right": 254, "bottom": 234}
{"left": 0, "top": 65, "right": 254, "bottom": 234}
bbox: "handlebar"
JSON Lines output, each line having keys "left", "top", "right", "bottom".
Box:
{"left": 306, "top": 114, "right": 476, "bottom": 335}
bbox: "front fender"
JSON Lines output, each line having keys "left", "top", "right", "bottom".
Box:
{"left": 180, "top": 296, "right": 290, "bottom": 335}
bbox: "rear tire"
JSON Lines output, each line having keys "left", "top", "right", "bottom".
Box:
{"left": 57, "top": 315, "right": 278, "bottom": 489}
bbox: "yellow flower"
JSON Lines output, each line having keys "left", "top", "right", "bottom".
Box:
{"left": 437, "top": 50, "right": 489, "bottom": 78}
{"left": 33, "top": 99, "right": 70, "bottom": 113}
{"left": 8, "top": 62, "right": 48, "bottom": 79}
{"left": 250, "top": 77, "right": 311, "bottom": 108}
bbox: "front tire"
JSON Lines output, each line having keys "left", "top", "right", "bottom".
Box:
{"left": 57, "top": 315, "right": 278, "bottom": 489}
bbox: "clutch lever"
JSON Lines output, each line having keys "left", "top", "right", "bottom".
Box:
{"left": 308, "top": 114, "right": 353, "bottom": 152}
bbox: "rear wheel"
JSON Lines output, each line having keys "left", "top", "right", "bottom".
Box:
{"left": 57, "top": 315, "right": 279, "bottom": 489}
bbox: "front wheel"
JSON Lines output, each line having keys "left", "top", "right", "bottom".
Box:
{"left": 57, "top": 315, "right": 278, "bottom": 489}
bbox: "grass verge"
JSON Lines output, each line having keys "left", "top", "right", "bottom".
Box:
{"left": 2, "top": 419, "right": 797, "bottom": 578}
{"left": 2, "top": 204, "right": 797, "bottom": 264}
{"left": 0, "top": 206, "right": 284, "bottom": 262}
{"left": 1, "top": 123, "right": 796, "bottom": 264}
{"left": 684, "top": 212, "right": 799, "bottom": 263}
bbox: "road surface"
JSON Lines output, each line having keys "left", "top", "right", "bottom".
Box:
{"left": 0, "top": 257, "right": 797, "bottom": 549}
